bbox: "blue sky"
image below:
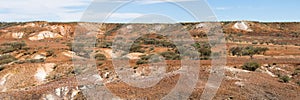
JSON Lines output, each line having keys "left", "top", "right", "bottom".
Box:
{"left": 0, "top": 0, "right": 299, "bottom": 22}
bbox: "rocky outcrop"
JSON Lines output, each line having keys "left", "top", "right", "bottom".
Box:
{"left": 12, "top": 32, "right": 24, "bottom": 39}
{"left": 0, "top": 22, "right": 75, "bottom": 40}
{"left": 35, "top": 63, "right": 56, "bottom": 83}
{"left": 125, "top": 53, "right": 144, "bottom": 59}
{"left": 29, "top": 31, "right": 63, "bottom": 41}
{"left": 0, "top": 73, "right": 13, "bottom": 92}
{"left": 32, "top": 54, "right": 46, "bottom": 60}
{"left": 233, "top": 21, "right": 253, "bottom": 31}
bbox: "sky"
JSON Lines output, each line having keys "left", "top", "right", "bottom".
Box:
{"left": 0, "top": 0, "right": 299, "bottom": 22}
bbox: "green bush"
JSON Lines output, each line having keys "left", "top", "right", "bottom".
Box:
{"left": 97, "top": 62, "right": 104, "bottom": 66}
{"left": 140, "top": 54, "right": 153, "bottom": 60}
{"left": 182, "top": 50, "right": 200, "bottom": 60}
{"left": 16, "top": 58, "right": 45, "bottom": 64}
{"left": 297, "top": 81, "right": 300, "bottom": 86}
{"left": 136, "top": 59, "right": 148, "bottom": 65}
{"left": 229, "top": 46, "right": 269, "bottom": 58}
{"left": 160, "top": 51, "right": 181, "bottom": 60}
{"left": 292, "top": 68, "right": 300, "bottom": 76}
{"left": 160, "top": 41, "right": 176, "bottom": 48}
{"left": 252, "top": 41, "right": 258, "bottom": 44}
{"left": 68, "top": 42, "right": 93, "bottom": 58}
{"left": 242, "top": 62, "right": 260, "bottom": 71}
{"left": 0, "top": 22, "right": 20, "bottom": 29}
{"left": 192, "top": 42, "right": 212, "bottom": 59}
{"left": 150, "top": 57, "right": 162, "bottom": 63}
{"left": 2, "top": 41, "right": 26, "bottom": 50}
{"left": 0, "top": 59, "right": 16, "bottom": 65}
{"left": 96, "top": 41, "right": 113, "bottom": 48}
{"left": 0, "top": 41, "right": 27, "bottom": 54}
{"left": 94, "top": 54, "right": 107, "bottom": 61}
{"left": 291, "top": 32, "right": 299, "bottom": 38}
{"left": 0, "top": 66, "right": 5, "bottom": 71}
{"left": 0, "top": 54, "right": 16, "bottom": 60}
{"left": 72, "top": 67, "right": 83, "bottom": 75}
{"left": 28, "top": 59, "right": 45, "bottom": 63}
{"left": 0, "top": 55, "right": 17, "bottom": 65}
{"left": 46, "top": 50, "right": 55, "bottom": 57}
{"left": 136, "top": 54, "right": 163, "bottom": 65}
{"left": 279, "top": 75, "right": 291, "bottom": 83}
{"left": 143, "top": 38, "right": 159, "bottom": 45}
{"left": 149, "top": 47, "right": 154, "bottom": 51}
{"left": 0, "top": 47, "right": 15, "bottom": 54}
{"left": 130, "top": 44, "right": 145, "bottom": 53}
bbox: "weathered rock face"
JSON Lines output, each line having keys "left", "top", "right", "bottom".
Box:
{"left": 196, "top": 23, "right": 206, "bottom": 29}
{"left": 1, "top": 21, "right": 300, "bottom": 99}
{"left": 49, "top": 86, "right": 80, "bottom": 100}
{"left": 0, "top": 73, "right": 13, "bottom": 92}
{"left": 32, "top": 54, "right": 46, "bottom": 60}
{"left": 233, "top": 21, "right": 253, "bottom": 32}
{"left": 23, "top": 23, "right": 36, "bottom": 27}
{"left": 50, "top": 24, "right": 74, "bottom": 37}
{"left": 29, "top": 31, "right": 62, "bottom": 41}
{"left": 12, "top": 32, "right": 24, "bottom": 39}
{"left": 0, "top": 22, "right": 75, "bottom": 40}
{"left": 35, "top": 63, "right": 56, "bottom": 83}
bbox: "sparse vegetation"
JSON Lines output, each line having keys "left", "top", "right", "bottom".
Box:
{"left": 192, "top": 42, "right": 212, "bottom": 60}
{"left": 136, "top": 54, "right": 152, "bottom": 65}
{"left": 16, "top": 58, "right": 45, "bottom": 64}
{"left": 279, "top": 75, "right": 291, "bottom": 83}
{"left": 130, "top": 44, "right": 145, "bottom": 53}
{"left": 94, "top": 53, "right": 107, "bottom": 60}
{"left": 0, "top": 22, "right": 21, "bottom": 29}
{"left": 67, "top": 42, "right": 93, "bottom": 58}
{"left": 136, "top": 54, "right": 164, "bottom": 65}
{"left": 2, "top": 41, "right": 27, "bottom": 50}
{"left": 242, "top": 62, "right": 260, "bottom": 71}
{"left": 0, "top": 55, "right": 17, "bottom": 65}
{"left": 96, "top": 41, "right": 113, "bottom": 48}
{"left": 160, "top": 51, "right": 181, "bottom": 60}
{"left": 47, "top": 73, "right": 62, "bottom": 80}
{"left": 149, "top": 46, "right": 154, "bottom": 51}
{"left": 72, "top": 67, "right": 83, "bottom": 75}
{"left": 140, "top": 54, "right": 153, "bottom": 61}
{"left": 134, "top": 35, "right": 177, "bottom": 48}
{"left": 136, "top": 59, "right": 148, "bottom": 65}
{"left": 97, "top": 62, "right": 104, "bottom": 66}
{"left": 0, "top": 66, "right": 5, "bottom": 71}
{"left": 229, "top": 46, "right": 269, "bottom": 58}
{"left": 2, "top": 22, "right": 300, "bottom": 99}
{"left": 292, "top": 68, "right": 300, "bottom": 76}
{"left": 0, "top": 41, "right": 27, "bottom": 54}
{"left": 297, "top": 81, "right": 300, "bottom": 86}
{"left": 252, "top": 41, "right": 258, "bottom": 44}
{"left": 28, "top": 59, "right": 45, "bottom": 63}
{"left": 46, "top": 50, "right": 55, "bottom": 57}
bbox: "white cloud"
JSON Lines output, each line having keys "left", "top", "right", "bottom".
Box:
{"left": 110, "top": 13, "right": 144, "bottom": 19}
{"left": 0, "top": 0, "right": 198, "bottom": 22}
{"left": 80, "top": 12, "right": 145, "bottom": 22}
{"left": 135, "top": 0, "right": 197, "bottom": 4}
{"left": 215, "top": 7, "right": 231, "bottom": 10}
{"left": 0, "top": 0, "right": 92, "bottom": 21}
{"left": 92, "top": 0, "right": 196, "bottom": 4}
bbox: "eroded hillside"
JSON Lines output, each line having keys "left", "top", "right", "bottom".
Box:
{"left": 0, "top": 21, "right": 299, "bottom": 100}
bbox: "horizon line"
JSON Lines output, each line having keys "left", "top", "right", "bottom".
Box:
{"left": 2, "top": 20, "right": 300, "bottom": 23}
